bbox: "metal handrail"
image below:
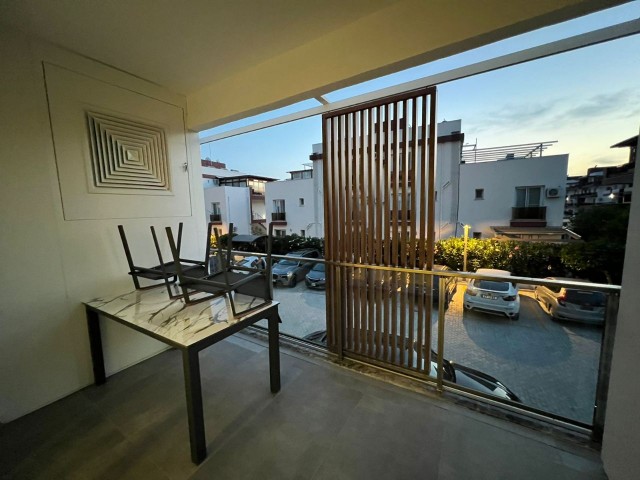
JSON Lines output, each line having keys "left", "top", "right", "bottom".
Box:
{"left": 228, "top": 249, "right": 620, "bottom": 293}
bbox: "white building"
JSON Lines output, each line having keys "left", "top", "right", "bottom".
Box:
{"left": 265, "top": 149, "right": 324, "bottom": 238}
{"left": 201, "top": 160, "right": 276, "bottom": 235}
{"left": 458, "top": 143, "right": 571, "bottom": 241}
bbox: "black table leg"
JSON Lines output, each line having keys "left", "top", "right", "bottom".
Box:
{"left": 182, "top": 348, "right": 206, "bottom": 464}
{"left": 268, "top": 310, "right": 281, "bottom": 393}
{"left": 86, "top": 307, "right": 106, "bottom": 385}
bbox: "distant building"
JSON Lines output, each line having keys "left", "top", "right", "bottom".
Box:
{"left": 458, "top": 141, "right": 576, "bottom": 242}
{"left": 201, "top": 160, "right": 277, "bottom": 235}
{"left": 564, "top": 135, "right": 636, "bottom": 223}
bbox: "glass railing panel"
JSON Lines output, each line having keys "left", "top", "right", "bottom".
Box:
{"left": 439, "top": 274, "right": 611, "bottom": 425}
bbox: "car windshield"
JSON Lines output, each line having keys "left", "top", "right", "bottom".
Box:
{"left": 565, "top": 290, "right": 606, "bottom": 306}
{"left": 311, "top": 263, "right": 325, "bottom": 272}
{"left": 278, "top": 259, "right": 298, "bottom": 267}
{"left": 474, "top": 280, "right": 510, "bottom": 292}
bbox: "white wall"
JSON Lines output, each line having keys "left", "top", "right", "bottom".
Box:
{"left": 203, "top": 186, "right": 251, "bottom": 235}
{"left": 266, "top": 175, "right": 323, "bottom": 237}
{"left": 458, "top": 154, "right": 568, "bottom": 238}
{"left": 0, "top": 28, "right": 205, "bottom": 422}
{"left": 602, "top": 132, "right": 640, "bottom": 480}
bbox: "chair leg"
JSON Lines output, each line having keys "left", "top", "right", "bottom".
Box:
{"left": 118, "top": 225, "right": 141, "bottom": 289}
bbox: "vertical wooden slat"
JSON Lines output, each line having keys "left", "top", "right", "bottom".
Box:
{"left": 417, "top": 94, "right": 428, "bottom": 372}
{"left": 374, "top": 106, "right": 383, "bottom": 358}
{"left": 336, "top": 115, "right": 350, "bottom": 349}
{"left": 360, "top": 109, "right": 371, "bottom": 355}
{"left": 390, "top": 101, "right": 399, "bottom": 364}
{"left": 408, "top": 97, "right": 418, "bottom": 369}
{"left": 399, "top": 99, "right": 408, "bottom": 366}
{"left": 366, "top": 108, "right": 375, "bottom": 357}
{"left": 350, "top": 112, "right": 359, "bottom": 353}
{"left": 322, "top": 116, "right": 334, "bottom": 349}
{"left": 383, "top": 103, "right": 391, "bottom": 361}
{"left": 427, "top": 92, "right": 437, "bottom": 271}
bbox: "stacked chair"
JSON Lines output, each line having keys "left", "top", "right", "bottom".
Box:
{"left": 118, "top": 222, "right": 212, "bottom": 299}
{"left": 165, "top": 222, "right": 274, "bottom": 316}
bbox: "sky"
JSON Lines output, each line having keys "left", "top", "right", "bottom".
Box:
{"left": 200, "top": 2, "right": 640, "bottom": 180}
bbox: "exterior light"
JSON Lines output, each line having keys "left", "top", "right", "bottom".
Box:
{"left": 609, "top": 192, "right": 615, "bottom": 199}
{"left": 463, "top": 225, "right": 471, "bottom": 272}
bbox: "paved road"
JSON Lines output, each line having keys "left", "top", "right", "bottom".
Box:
{"left": 259, "top": 281, "right": 602, "bottom": 425}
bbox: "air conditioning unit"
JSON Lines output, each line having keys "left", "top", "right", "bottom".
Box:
{"left": 546, "top": 187, "right": 561, "bottom": 198}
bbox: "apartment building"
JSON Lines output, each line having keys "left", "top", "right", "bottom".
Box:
{"left": 201, "top": 160, "right": 276, "bottom": 235}
{"left": 564, "top": 135, "right": 636, "bottom": 221}
{"left": 459, "top": 142, "right": 574, "bottom": 242}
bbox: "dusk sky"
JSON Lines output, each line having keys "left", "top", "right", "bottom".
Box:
{"left": 200, "top": 2, "right": 640, "bottom": 180}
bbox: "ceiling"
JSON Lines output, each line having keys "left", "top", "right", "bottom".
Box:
{"left": 0, "top": 0, "right": 629, "bottom": 129}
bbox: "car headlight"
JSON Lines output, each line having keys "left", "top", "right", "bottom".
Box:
{"left": 287, "top": 272, "right": 293, "bottom": 278}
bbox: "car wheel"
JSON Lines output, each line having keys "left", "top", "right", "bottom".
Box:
{"left": 289, "top": 276, "right": 297, "bottom": 288}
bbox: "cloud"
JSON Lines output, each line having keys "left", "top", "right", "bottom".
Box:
{"left": 556, "top": 89, "right": 640, "bottom": 121}
{"left": 463, "top": 88, "right": 640, "bottom": 138}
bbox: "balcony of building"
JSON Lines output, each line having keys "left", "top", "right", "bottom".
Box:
{"left": 0, "top": 330, "right": 607, "bottom": 479}
{"left": 2, "top": 2, "right": 640, "bottom": 480}
{"left": 511, "top": 206, "right": 547, "bottom": 227}
{"left": 209, "top": 213, "right": 222, "bottom": 224}
{"left": 271, "top": 211, "right": 287, "bottom": 224}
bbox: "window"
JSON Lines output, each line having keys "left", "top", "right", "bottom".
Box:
{"left": 274, "top": 229, "right": 286, "bottom": 238}
{"left": 475, "top": 188, "right": 484, "bottom": 200}
{"left": 473, "top": 232, "right": 482, "bottom": 239}
{"left": 300, "top": 229, "right": 305, "bottom": 237}
{"left": 211, "top": 202, "right": 221, "bottom": 214}
{"left": 515, "top": 186, "right": 542, "bottom": 207}
{"left": 299, "top": 197, "right": 305, "bottom": 206}
{"left": 273, "top": 199, "right": 285, "bottom": 212}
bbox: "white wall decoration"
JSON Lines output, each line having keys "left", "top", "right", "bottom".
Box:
{"left": 45, "top": 63, "right": 192, "bottom": 220}
{"left": 86, "top": 111, "right": 171, "bottom": 193}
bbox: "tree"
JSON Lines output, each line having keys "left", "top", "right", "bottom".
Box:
{"left": 567, "top": 204, "right": 630, "bottom": 283}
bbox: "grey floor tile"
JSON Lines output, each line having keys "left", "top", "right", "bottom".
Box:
{"left": 0, "top": 336, "right": 607, "bottom": 480}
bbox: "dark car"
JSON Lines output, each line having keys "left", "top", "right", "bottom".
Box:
{"left": 272, "top": 249, "right": 321, "bottom": 287}
{"left": 305, "top": 262, "right": 326, "bottom": 289}
{"left": 302, "top": 331, "right": 520, "bottom": 402}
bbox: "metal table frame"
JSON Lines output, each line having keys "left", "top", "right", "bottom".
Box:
{"left": 84, "top": 299, "right": 280, "bottom": 464}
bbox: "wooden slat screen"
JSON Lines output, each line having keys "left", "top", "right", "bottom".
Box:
{"left": 322, "top": 87, "right": 437, "bottom": 372}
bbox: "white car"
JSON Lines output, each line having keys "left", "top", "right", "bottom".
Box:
{"left": 463, "top": 268, "right": 520, "bottom": 320}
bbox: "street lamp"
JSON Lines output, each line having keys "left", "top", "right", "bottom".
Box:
{"left": 463, "top": 224, "right": 471, "bottom": 272}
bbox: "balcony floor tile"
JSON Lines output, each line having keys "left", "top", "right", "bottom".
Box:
{"left": 0, "top": 335, "right": 605, "bottom": 480}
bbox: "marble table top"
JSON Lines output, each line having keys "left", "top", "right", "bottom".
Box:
{"left": 85, "top": 287, "right": 277, "bottom": 348}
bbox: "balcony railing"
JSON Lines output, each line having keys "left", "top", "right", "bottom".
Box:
{"left": 209, "top": 213, "right": 222, "bottom": 222}
{"left": 271, "top": 212, "right": 286, "bottom": 221}
{"left": 511, "top": 206, "right": 546, "bottom": 220}
{"left": 228, "top": 249, "right": 620, "bottom": 440}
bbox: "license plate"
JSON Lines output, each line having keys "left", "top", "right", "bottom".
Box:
{"left": 311, "top": 283, "right": 317, "bottom": 287}
{"left": 481, "top": 293, "right": 493, "bottom": 299}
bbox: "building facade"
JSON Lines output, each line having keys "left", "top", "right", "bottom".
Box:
{"left": 458, "top": 145, "right": 571, "bottom": 241}
{"left": 201, "top": 160, "right": 276, "bottom": 235}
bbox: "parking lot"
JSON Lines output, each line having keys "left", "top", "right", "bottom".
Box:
{"left": 258, "top": 280, "right": 603, "bottom": 425}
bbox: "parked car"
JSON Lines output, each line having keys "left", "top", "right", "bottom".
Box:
{"left": 463, "top": 268, "right": 520, "bottom": 320}
{"left": 235, "top": 256, "right": 265, "bottom": 271}
{"left": 305, "top": 262, "right": 326, "bottom": 289}
{"left": 302, "top": 331, "right": 520, "bottom": 402}
{"left": 272, "top": 249, "right": 321, "bottom": 287}
{"left": 534, "top": 277, "right": 606, "bottom": 325}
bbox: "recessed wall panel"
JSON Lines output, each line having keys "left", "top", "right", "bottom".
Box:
{"left": 44, "top": 63, "right": 192, "bottom": 220}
